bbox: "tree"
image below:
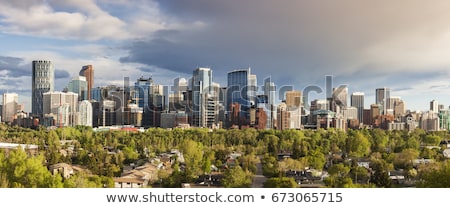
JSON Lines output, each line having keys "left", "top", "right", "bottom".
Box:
{"left": 346, "top": 130, "right": 371, "bottom": 157}
{"left": 323, "top": 163, "right": 354, "bottom": 188}
{"left": 265, "top": 134, "right": 279, "bottom": 155}
{"left": 370, "top": 160, "right": 392, "bottom": 188}
{"left": 278, "top": 158, "right": 307, "bottom": 175}
{"left": 180, "top": 139, "right": 204, "bottom": 180}
{"left": 393, "top": 149, "right": 419, "bottom": 169}
{"left": 222, "top": 166, "right": 252, "bottom": 188}
{"left": 262, "top": 155, "right": 279, "bottom": 177}
{"left": 306, "top": 149, "right": 326, "bottom": 170}
{"left": 417, "top": 161, "right": 450, "bottom": 187}
{"left": 239, "top": 154, "right": 258, "bottom": 173}
{"left": 349, "top": 165, "right": 370, "bottom": 184}
{"left": 263, "top": 177, "right": 297, "bottom": 188}
{"left": 371, "top": 129, "right": 388, "bottom": 153}
{"left": 423, "top": 135, "right": 441, "bottom": 146}
{"left": 121, "top": 146, "right": 139, "bottom": 164}
{"left": 0, "top": 149, "right": 63, "bottom": 188}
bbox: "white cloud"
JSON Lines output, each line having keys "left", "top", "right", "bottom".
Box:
{"left": 0, "top": 0, "right": 183, "bottom": 41}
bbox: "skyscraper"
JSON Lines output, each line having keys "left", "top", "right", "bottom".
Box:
{"left": 285, "top": 90, "right": 302, "bottom": 129}
{"left": 191, "top": 67, "right": 216, "bottom": 127}
{"left": 32, "top": 60, "right": 54, "bottom": 118}
{"left": 333, "top": 86, "right": 348, "bottom": 108}
{"left": 277, "top": 102, "right": 290, "bottom": 130}
{"left": 430, "top": 99, "right": 439, "bottom": 113}
{"left": 66, "top": 75, "right": 88, "bottom": 101}
{"left": 350, "top": 92, "right": 364, "bottom": 123}
{"left": 79, "top": 65, "right": 94, "bottom": 100}
{"left": 263, "top": 77, "right": 276, "bottom": 129}
{"left": 2, "top": 93, "right": 21, "bottom": 123}
{"left": 227, "top": 68, "right": 257, "bottom": 122}
{"left": 43, "top": 91, "right": 78, "bottom": 127}
{"left": 285, "top": 91, "right": 302, "bottom": 108}
{"left": 134, "top": 76, "right": 153, "bottom": 127}
{"left": 375, "top": 87, "right": 390, "bottom": 115}
{"left": 78, "top": 100, "right": 93, "bottom": 127}
{"left": 170, "top": 77, "right": 188, "bottom": 111}
{"left": 149, "top": 84, "right": 165, "bottom": 127}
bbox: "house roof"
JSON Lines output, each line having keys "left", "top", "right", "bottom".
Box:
{"left": 49, "top": 163, "right": 73, "bottom": 170}
{"left": 113, "top": 177, "right": 145, "bottom": 184}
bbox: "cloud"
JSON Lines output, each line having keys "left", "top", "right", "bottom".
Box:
{"left": 55, "top": 69, "right": 70, "bottom": 79}
{"left": 119, "top": 1, "right": 450, "bottom": 88}
{"left": 0, "top": 0, "right": 179, "bottom": 41}
{"left": 0, "top": 56, "right": 29, "bottom": 77}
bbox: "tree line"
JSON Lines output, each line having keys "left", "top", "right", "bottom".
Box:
{"left": 1, "top": 123, "right": 450, "bottom": 187}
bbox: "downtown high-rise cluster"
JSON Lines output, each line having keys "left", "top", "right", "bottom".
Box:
{"left": 1, "top": 60, "right": 449, "bottom": 132}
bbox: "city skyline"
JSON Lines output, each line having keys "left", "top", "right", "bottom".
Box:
{"left": 2, "top": 1, "right": 450, "bottom": 112}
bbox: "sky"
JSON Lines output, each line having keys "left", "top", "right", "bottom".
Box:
{"left": 2, "top": 0, "right": 450, "bottom": 112}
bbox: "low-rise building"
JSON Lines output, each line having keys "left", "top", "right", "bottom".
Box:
{"left": 0, "top": 142, "right": 39, "bottom": 156}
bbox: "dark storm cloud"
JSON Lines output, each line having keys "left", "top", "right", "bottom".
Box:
{"left": 121, "top": 1, "right": 343, "bottom": 76}
{"left": 0, "top": 56, "right": 70, "bottom": 79}
{"left": 55, "top": 69, "right": 70, "bottom": 79}
{"left": 0, "top": 56, "right": 30, "bottom": 77}
{"left": 121, "top": 0, "right": 450, "bottom": 92}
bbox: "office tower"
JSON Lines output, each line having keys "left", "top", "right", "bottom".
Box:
{"left": 332, "top": 86, "right": 348, "bottom": 108}
{"left": 79, "top": 65, "right": 94, "bottom": 99}
{"left": 375, "top": 87, "right": 390, "bottom": 115}
{"left": 191, "top": 67, "right": 217, "bottom": 128}
{"left": 285, "top": 90, "right": 302, "bottom": 129}
{"left": 342, "top": 106, "right": 358, "bottom": 121}
{"left": 66, "top": 75, "right": 88, "bottom": 101}
{"left": 100, "top": 100, "right": 116, "bottom": 126}
{"left": 78, "top": 100, "right": 93, "bottom": 127}
{"left": 421, "top": 111, "right": 439, "bottom": 131}
{"left": 135, "top": 76, "right": 153, "bottom": 108}
{"left": 124, "top": 103, "right": 143, "bottom": 127}
{"left": 227, "top": 68, "right": 257, "bottom": 124}
{"left": 394, "top": 100, "right": 405, "bottom": 119}
{"left": 370, "top": 104, "right": 382, "bottom": 126}
{"left": 264, "top": 77, "right": 276, "bottom": 128}
{"left": 90, "top": 100, "right": 100, "bottom": 127}
{"left": 149, "top": 84, "right": 165, "bottom": 127}
{"left": 43, "top": 91, "right": 78, "bottom": 127}
{"left": 170, "top": 77, "right": 188, "bottom": 111}
{"left": 350, "top": 92, "right": 364, "bottom": 123}
{"left": 430, "top": 99, "right": 439, "bottom": 113}
{"left": 248, "top": 74, "right": 257, "bottom": 106}
{"left": 285, "top": 91, "right": 302, "bottom": 108}
{"left": 110, "top": 87, "right": 128, "bottom": 126}
{"left": 310, "top": 99, "right": 328, "bottom": 111}
{"left": 387, "top": 96, "right": 400, "bottom": 111}
{"left": 134, "top": 77, "right": 153, "bottom": 127}
{"left": 2, "top": 93, "right": 21, "bottom": 123}
{"left": 277, "top": 102, "right": 290, "bottom": 130}
{"left": 32, "top": 60, "right": 54, "bottom": 118}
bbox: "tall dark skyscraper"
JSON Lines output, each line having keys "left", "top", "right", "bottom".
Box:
{"left": 79, "top": 65, "right": 94, "bottom": 100}
{"left": 32, "top": 60, "right": 54, "bottom": 118}
{"left": 227, "top": 68, "right": 257, "bottom": 115}
{"left": 135, "top": 76, "right": 153, "bottom": 127}
{"left": 351, "top": 92, "right": 364, "bottom": 123}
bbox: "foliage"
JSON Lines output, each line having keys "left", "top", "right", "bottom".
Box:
{"left": 0, "top": 149, "right": 63, "bottom": 188}
{"left": 370, "top": 159, "right": 393, "bottom": 188}
{"left": 222, "top": 166, "right": 253, "bottom": 188}
{"left": 263, "top": 177, "right": 297, "bottom": 188}
{"left": 416, "top": 161, "right": 450, "bottom": 187}
{"left": 1, "top": 124, "right": 450, "bottom": 188}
